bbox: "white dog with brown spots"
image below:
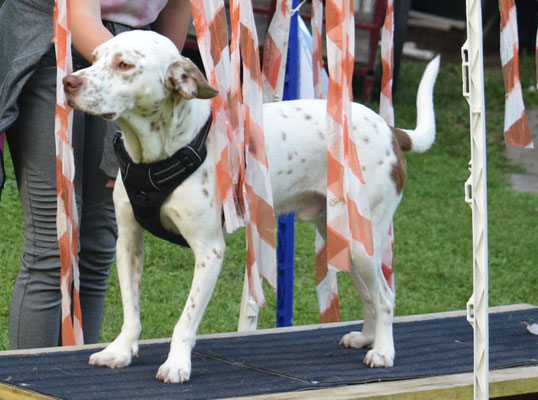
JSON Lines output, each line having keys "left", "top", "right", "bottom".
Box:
{"left": 63, "top": 30, "right": 440, "bottom": 383}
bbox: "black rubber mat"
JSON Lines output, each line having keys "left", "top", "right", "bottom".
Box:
{"left": 1, "top": 308, "right": 537, "bottom": 399}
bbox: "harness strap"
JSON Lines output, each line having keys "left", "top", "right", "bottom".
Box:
{"left": 114, "top": 116, "right": 212, "bottom": 246}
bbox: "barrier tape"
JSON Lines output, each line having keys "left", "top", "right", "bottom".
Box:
{"left": 499, "top": 0, "right": 534, "bottom": 148}
{"left": 311, "top": 0, "right": 325, "bottom": 100}
{"left": 190, "top": 0, "right": 245, "bottom": 235}
{"left": 325, "top": 0, "right": 373, "bottom": 304}
{"left": 262, "top": 0, "right": 292, "bottom": 103}
{"left": 379, "top": 0, "right": 395, "bottom": 291}
{"left": 236, "top": 0, "right": 277, "bottom": 305}
{"left": 53, "top": 0, "right": 84, "bottom": 346}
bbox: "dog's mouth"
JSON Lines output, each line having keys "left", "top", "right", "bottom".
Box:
{"left": 66, "top": 100, "right": 117, "bottom": 121}
{"left": 101, "top": 113, "right": 118, "bottom": 120}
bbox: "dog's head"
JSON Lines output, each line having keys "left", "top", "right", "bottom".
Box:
{"left": 63, "top": 30, "right": 218, "bottom": 121}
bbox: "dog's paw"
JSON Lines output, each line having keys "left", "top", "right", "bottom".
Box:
{"left": 89, "top": 342, "right": 138, "bottom": 369}
{"left": 156, "top": 359, "right": 191, "bottom": 383}
{"left": 363, "top": 347, "right": 394, "bottom": 368}
{"left": 339, "top": 331, "right": 374, "bottom": 349}
{"left": 89, "top": 349, "right": 132, "bottom": 369}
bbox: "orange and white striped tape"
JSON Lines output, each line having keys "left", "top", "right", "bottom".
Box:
{"left": 192, "top": 0, "right": 278, "bottom": 306}
{"left": 53, "top": 0, "right": 84, "bottom": 346}
{"left": 190, "top": 0, "right": 244, "bottom": 234}
{"left": 311, "top": 0, "right": 325, "bottom": 100}
{"left": 380, "top": 0, "right": 394, "bottom": 126}
{"left": 499, "top": 0, "right": 534, "bottom": 148}
{"left": 311, "top": 0, "right": 340, "bottom": 322}
{"left": 379, "top": 0, "right": 395, "bottom": 291}
{"left": 236, "top": 0, "right": 277, "bottom": 305}
{"left": 262, "top": 0, "right": 292, "bottom": 103}
{"left": 324, "top": 0, "right": 373, "bottom": 322}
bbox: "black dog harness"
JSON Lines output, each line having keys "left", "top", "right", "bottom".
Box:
{"left": 113, "top": 117, "right": 212, "bottom": 247}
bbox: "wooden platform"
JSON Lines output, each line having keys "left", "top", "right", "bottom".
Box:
{"left": 1, "top": 304, "right": 537, "bottom": 400}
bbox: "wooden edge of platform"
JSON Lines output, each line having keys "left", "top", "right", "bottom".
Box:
{"left": 223, "top": 365, "right": 538, "bottom": 400}
{"left": 0, "top": 382, "right": 61, "bottom": 400}
{"left": 0, "top": 303, "right": 535, "bottom": 357}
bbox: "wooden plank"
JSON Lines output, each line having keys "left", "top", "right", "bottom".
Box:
{"left": 0, "top": 383, "right": 60, "bottom": 400}
{"left": 226, "top": 366, "right": 538, "bottom": 400}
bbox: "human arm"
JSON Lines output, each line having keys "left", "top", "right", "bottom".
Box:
{"left": 69, "top": 0, "right": 114, "bottom": 62}
{"left": 152, "top": 0, "right": 192, "bottom": 52}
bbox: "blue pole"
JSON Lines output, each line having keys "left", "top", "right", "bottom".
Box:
{"left": 276, "top": 0, "right": 299, "bottom": 328}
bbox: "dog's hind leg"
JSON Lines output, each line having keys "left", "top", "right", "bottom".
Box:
{"left": 155, "top": 233, "right": 225, "bottom": 383}
{"left": 341, "top": 205, "right": 396, "bottom": 367}
{"left": 340, "top": 259, "right": 376, "bottom": 349}
{"left": 89, "top": 181, "right": 145, "bottom": 369}
{"left": 343, "top": 243, "right": 395, "bottom": 367}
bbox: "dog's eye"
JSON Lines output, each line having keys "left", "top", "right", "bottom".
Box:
{"left": 117, "top": 61, "right": 134, "bottom": 71}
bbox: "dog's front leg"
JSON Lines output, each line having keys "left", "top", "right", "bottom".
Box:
{"left": 89, "top": 182, "right": 144, "bottom": 368}
{"left": 156, "top": 236, "right": 225, "bottom": 383}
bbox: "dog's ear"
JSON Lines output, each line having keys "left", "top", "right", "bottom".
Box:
{"left": 165, "top": 57, "right": 218, "bottom": 100}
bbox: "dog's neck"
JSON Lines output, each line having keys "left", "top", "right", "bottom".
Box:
{"left": 116, "top": 97, "right": 212, "bottom": 164}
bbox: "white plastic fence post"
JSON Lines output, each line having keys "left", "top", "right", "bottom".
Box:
{"left": 462, "top": 0, "right": 489, "bottom": 399}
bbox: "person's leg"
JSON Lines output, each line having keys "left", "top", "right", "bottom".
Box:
{"left": 77, "top": 113, "right": 117, "bottom": 344}
{"left": 8, "top": 49, "right": 85, "bottom": 349}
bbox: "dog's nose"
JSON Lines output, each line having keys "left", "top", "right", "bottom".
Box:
{"left": 63, "top": 75, "right": 83, "bottom": 93}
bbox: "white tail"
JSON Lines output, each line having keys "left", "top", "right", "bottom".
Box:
{"left": 404, "top": 55, "right": 441, "bottom": 153}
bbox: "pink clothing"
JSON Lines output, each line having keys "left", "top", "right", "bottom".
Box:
{"left": 101, "top": 0, "right": 169, "bottom": 27}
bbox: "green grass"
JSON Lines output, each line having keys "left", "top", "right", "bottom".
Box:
{"left": 1, "top": 56, "right": 537, "bottom": 350}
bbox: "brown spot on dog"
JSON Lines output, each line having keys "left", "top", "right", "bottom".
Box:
{"left": 287, "top": 170, "right": 292, "bottom": 175}
{"left": 301, "top": 159, "right": 306, "bottom": 163}
{"left": 201, "top": 170, "right": 209, "bottom": 185}
{"left": 288, "top": 153, "right": 293, "bottom": 161}
{"left": 318, "top": 130, "right": 325, "bottom": 140}
{"left": 151, "top": 121, "right": 159, "bottom": 132}
{"left": 362, "top": 136, "right": 370, "bottom": 144}
{"left": 305, "top": 114, "right": 312, "bottom": 120}
{"left": 391, "top": 126, "right": 412, "bottom": 151}
{"left": 282, "top": 132, "right": 287, "bottom": 141}
{"left": 278, "top": 170, "right": 284, "bottom": 175}
{"left": 213, "top": 248, "right": 223, "bottom": 258}
{"left": 202, "top": 189, "right": 209, "bottom": 198}
{"left": 378, "top": 160, "right": 384, "bottom": 165}
{"left": 390, "top": 135, "right": 407, "bottom": 195}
